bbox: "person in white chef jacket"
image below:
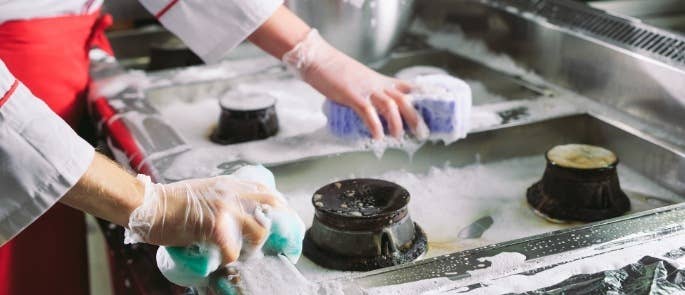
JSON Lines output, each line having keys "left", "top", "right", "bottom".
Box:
{"left": 0, "top": 1, "right": 423, "bottom": 294}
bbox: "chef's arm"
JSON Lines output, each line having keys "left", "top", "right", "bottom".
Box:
{"left": 248, "top": 6, "right": 422, "bottom": 139}
{"left": 0, "top": 61, "right": 285, "bottom": 262}
{"left": 246, "top": 6, "right": 310, "bottom": 59}
{"left": 60, "top": 153, "right": 144, "bottom": 227}
{"left": 0, "top": 59, "right": 138, "bottom": 243}
{"left": 61, "top": 153, "right": 284, "bottom": 264}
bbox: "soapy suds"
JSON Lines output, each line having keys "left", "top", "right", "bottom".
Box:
{"left": 363, "top": 252, "right": 527, "bottom": 295}
{"left": 100, "top": 19, "right": 685, "bottom": 295}
{"left": 286, "top": 156, "right": 682, "bottom": 285}
{"left": 158, "top": 78, "right": 327, "bottom": 148}
{"left": 159, "top": 72, "right": 478, "bottom": 180}
{"left": 394, "top": 66, "right": 508, "bottom": 105}
{"left": 465, "top": 80, "right": 508, "bottom": 105}
{"left": 158, "top": 76, "right": 428, "bottom": 155}
{"left": 220, "top": 91, "right": 276, "bottom": 111}
{"left": 443, "top": 233, "right": 685, "bottom": 294}
{"left": 158, "top": 96, "right": 577, "bottom": 181}
{"left": 228, "top": 256, "right": 366, "bottom": 295}
{"left": 154, "top": 105, "right": 680, "bottom": 293}
{"left": 161, "top": 128, "right": 427, "bottom": 181}
{"left": 231, "top": 256, "right": 340, "bottom": 294}
{"left": 411, "top": 22, "right": 546, "bottom": 85}
{"left": 154, "top": 55, "right": 552, "bottom": 179}
{"left": 145, "top": 56, "right": 282, "bottom": 89}
{"left": 466, "top": 252, "right": 528, "bottom": 277}
{"left": 364, "top": 232, "right": 685, "bottom": 294}
{"left": 126, "top": 22, "right": 563, "bottom": 175}
{"left": 395, "top": 66, "right": 449, "bottom": 80}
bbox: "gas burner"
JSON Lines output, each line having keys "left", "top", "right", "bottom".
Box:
{"left": 147, "top": 39, "right": 203, "bottom": 71}
{"left": 527, "top": 144, "right": 630, "bottom": 222}
{"left": 303, "top": 179, "right": 427, "bottom": 271}
{"left": 210, "top": 91, "right": 279, "bottom": 145}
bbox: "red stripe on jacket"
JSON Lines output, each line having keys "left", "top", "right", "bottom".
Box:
{"left": 0, "top": 79, "right": 18, "bottom": 109}
{"left": 156, "top": 0, "right": 180, "bottom": 19}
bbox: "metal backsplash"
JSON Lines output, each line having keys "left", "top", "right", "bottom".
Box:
{"left": 495, "top": 0, "right": 685, "bottom": 66}
{"left": 417, "top": 0, "right": 685, "bottom": 146}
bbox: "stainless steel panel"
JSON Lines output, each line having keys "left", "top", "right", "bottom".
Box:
{"left": 589, "top": 0, "right": 685, "bottom": 34}
{"left": 376, "top": 50, "right": 553, "bottom": 100}
{"left": 352, "top": 202, "right": 685, "bottom": 288}
{"left": 270, "top": 114, "right": 685, "bottom": 195}
{"left": 264, "top": 114, "right": 685, "bottom": 287}
{"left": 416, "top": 0, "right": 685, "bottom": 146}
{"left": 286, "top": 0, "right": 416, "bottom": 63}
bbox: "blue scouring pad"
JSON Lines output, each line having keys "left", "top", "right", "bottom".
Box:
{"left": 323, "top": 74, "right": 472, "bottom": 140}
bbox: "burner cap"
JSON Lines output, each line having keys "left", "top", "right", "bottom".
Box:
{"left": 304, "top": 179, "right": 427, "bottom": 271}
{"left": 527, "top": 144, "right": 630, "bottom": 222}
{"left": 210, "top": 92, "right": 279, "bottom": 145}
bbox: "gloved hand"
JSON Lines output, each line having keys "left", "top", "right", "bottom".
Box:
{"left": 125, "top": 166, "right": 306, "bottom": 289}
{"left": 283, "top": 29, "right": 424, "bottom": 139}
{"left": 124, "top": 174, "right": 283, "bottom": 264}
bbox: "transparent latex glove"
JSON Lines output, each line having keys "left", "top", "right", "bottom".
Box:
{"left": 283, "top": 29, "right": 427, "bottom": 139}
{"left": 125, "top": 175, "right": 284, "bottom": 264}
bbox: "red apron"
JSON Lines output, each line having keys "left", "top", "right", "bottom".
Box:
{"left": 0, "top": 12, "right": 112, "bottom": 295}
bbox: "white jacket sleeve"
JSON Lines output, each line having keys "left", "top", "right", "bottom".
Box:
{"left": 0, "top": 60, "right": 95, "bottom": 245}
{"left": 138, "top": 0, "right": 282, "bottom": 63}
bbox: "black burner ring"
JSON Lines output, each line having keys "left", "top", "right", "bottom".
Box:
{"left": 527, "top": 144, "right": 630, "bottom": 222}
{"left": 303, "top": 223, "right": 427, "bottom": 271}
{"left": 210, "top": 92, "right": 279, "bottom": 145}
{"left": 303, "top": 179, "right": 428, "bottom": 271}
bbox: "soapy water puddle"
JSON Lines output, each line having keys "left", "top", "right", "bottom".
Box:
{"left": 282, "top": 155, "right": 682, "bottom": 283}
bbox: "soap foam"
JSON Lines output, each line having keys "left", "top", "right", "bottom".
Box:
{"left": 363, "top": 232, "right": 685, "bottom": 294}
{"left": 220, "top": 91, "right": 276, "bottom": 111}
{"left": 157, "top": 78, "right": 327, "bottom": 149}
{"left": 287, "top": 156, "right": 682, "bottom": 282}
{"left": 435, "top": 232, "right": 685, "bottom": 294}
{"left": 158, "top": 156, "right": 681, "bottom": 293}
{"left": 395, "top": 66, "right": 448, "bottom": 80}
{"left": 411, "top": 21, "right": 546, "bottom": 85}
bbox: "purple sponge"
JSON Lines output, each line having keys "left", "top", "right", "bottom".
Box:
{"left": 323, "top": 100, "right": 376, "bottom": 138}
{"left": 323, "top": 74, "right": 472, "bottom": 140}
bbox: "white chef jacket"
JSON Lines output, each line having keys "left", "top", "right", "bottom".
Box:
{"left": 0, "top": 0, "right": 282, "bottom": 245}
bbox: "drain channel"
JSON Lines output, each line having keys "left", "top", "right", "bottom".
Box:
{"left": 488, "top": 0, "right": 685, "bottom": 66}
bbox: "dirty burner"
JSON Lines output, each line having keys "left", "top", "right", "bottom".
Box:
{"left": 303, "top": 179, "right": 427, "bottom": 271}
{"left": 527, "top": 144, "right": 631, "bottom": 223}
{"left": 210, "top": 92, "right": 279, "bottom": 145}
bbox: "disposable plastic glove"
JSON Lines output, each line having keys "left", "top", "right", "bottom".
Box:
{"left": 127, "top": 166, "right": 306, "bottom": 290}
{"left": 229, "top": 165, "right": 305, "bottom": 263}
{"left": 124, "top": 174, "right": 283, "bottom": 265}
{"left": 283, "top": 29, "right": 425, "bottom": 139}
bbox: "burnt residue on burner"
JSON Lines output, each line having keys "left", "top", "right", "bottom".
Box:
{"left": 313, "top": 179, "right": 410, "bottom": 229}
{"left": 498, "top": 106, "right": 529, "bottom": 124}
{"left": 304, "top": 179, "right": 427, "bottom": 271}
{"left": 527, "top": 144, "right": 631, "bottom": 222}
